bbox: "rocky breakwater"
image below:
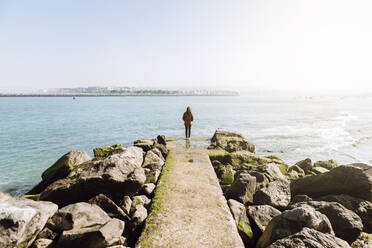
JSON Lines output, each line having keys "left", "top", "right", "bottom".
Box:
{"left": 1, "top": 135, "right": 169, "bottom": 248}
{"left": 208, "top": 129, "right": 372, "bottom": 248}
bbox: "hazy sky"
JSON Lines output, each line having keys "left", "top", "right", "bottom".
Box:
{"left": 1, "top": 0, "right": 372, "bottom": 92}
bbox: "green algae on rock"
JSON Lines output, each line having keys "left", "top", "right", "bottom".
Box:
{"left": 93, "top": 144, "right": 123, "bottom": 158}
{"left": 314, "top": 160, "right": 339, "bottom": 170}
{"left": 209, "top": 129, "right": 255, "bottom": 153}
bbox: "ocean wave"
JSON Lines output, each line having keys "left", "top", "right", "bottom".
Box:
{"left": 352, "top": 136, "right": 372, "bottom": 147}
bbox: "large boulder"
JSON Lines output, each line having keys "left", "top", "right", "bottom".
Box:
{"left": 227, "top": 199, "right": 254, "bottom": 246}
{"left": 56, "top": 218, "right": 124, "bottom": 248}
{"left": 291, "top": 164, "right": 372, "bottom": 202}
{"left": 267, "top": 227, "right": 351, "bottom": 248}
{"left": 247, "top": 205, "right": 281, "bottom": 234}
{"left": 316, "top": 194, "right": 372, "bottom": 233}
{"left": 0, "top": 193, "right": 58, "bottom": 248}
{"left": 48, "top": 202, "right": 110, "bottom": 231}
{"left": 256, "top": 205, "right": 334, "bottom": 248}
{"left": 40, "top": 147, "right": 145, "bottom": 206}
{"left": 225, "top": 171, "right": 256, "bottom": 204}
{"left": 253, "top": 179, "right": 291, "bottom": 209}
{"left": 209, "top": 130, "right": 255, "bottom": 153}
{"left": 28, "top": 151, "right": 91, "bottom": 194}
{"left": 290, "top": 201, "right": 363, "bottom": 243}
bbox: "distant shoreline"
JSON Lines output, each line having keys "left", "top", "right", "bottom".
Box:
{"left": 0, "top": 93, "right": 239, "bottom": 97}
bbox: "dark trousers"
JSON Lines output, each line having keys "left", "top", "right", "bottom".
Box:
{"left": 185, "top": 125, "right": 191, "bottom": 138}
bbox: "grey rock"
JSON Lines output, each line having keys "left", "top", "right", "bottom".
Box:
{"left": 267, "top": 227, "right": 351, "bottom": 248}
{"left": 151, "top": 148, "right": 165, "bottom": 161}
{"left": 256, "top": 205, "right": 334, "bottom": 248}
{"left": 28, "top": 150, "right": 91, "bottom": 194}
{"left": 249, "top": 171, "right": 269, "bottom": 190}
{"left": 49, "top": 202, "right": 110, "bottom": 231}
{"left": 314, "top": 160, "right": 339, "bottom": 170}
{"left": 258, "top": 163, "right": 287, "bottom": 182}
{"left": 36, "top": 227, "right": 57, "bottom": 240}
{"left": 209, "top": 129, "right": 255, "bottom": 153}
{"left": 227, "top": 199, "right": 254, "bottom": 246}
{"left": 294, "top": 158, "right": 312, "bottom": 174}
{"left": 290, "top": 194, "right": 312, "bottom": 205}
{"left": 134, "top": 139, "right": 154, "bottom": 152}
{"left": 131, "top": 195, "right": 151, "bottom": 214}
{"left": 127, "top": 167, "right": 147, "bottom": 191}
{"left": 144, "top": 167, "right": 161, "bottom": 184}
{"left": 0, "top": 193, "right": 58, "bottom": 248}
{"left": 290, "top": 201, "right": 363, "bottom": 243}
{"left": 120, "top": 196, "right": 132, "bottom": 216}
{"left": 142, "top": 150, "right": 164, "bottom": 168}
{"left": 56, "top": 218, "right": 124, "bottom": 248}
{"left": 40, "top": 147, "right": 144, "bottom": 206}
{"left": 351, "top": 232, "right": 372, "bottom": 248}
{"left": 142, "top": 183, "right": 156, "bottom": 195}
{"left": 253, "top": 179, "right": 291, "bottom": 209}
{"left": 130, "top": 205, "right": 148, "bottom": 233}
{"left": 31, "top": 239, "right": 55, "bottom": 248}
{"left": 225, "top": 171, "right": 256, "bottom": 204}
{"left": 247, "top": 205, "right": 281, "bottom": 233}
{"left": 212, "top": 160, "right": 235, "bottom": 185}
{"left": 291, "top": 163, "right": 372, "bottom": 202}
{"left": 153, "top": 143, "right": 169, "bottom": 158}
{"left": 0, "top": 192, "right": 58, "bottom": 248}
{"left": 88, "top": 194, "right": 130, "bottom": 222}
{"left": 316, "top": 194, "right": 372, "bottom": 233}
{"left": 156, "top": 135, "right": 167, "bottom": 146}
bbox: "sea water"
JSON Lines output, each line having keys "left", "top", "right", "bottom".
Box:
{"left": 1, "top": 95, "right": 372, "bottom": 195}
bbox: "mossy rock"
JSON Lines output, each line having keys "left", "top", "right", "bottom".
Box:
{"left": 20, "top": 194, "right": 40, "bottom": 201}
{"left": 145, "top": 175, "right": 157, "bottom": 184}
{"left": 93, "top": 144, "right": 122, "bottom": 158}
{"left": 287, "top": 169, "right": 301, "bottom": 180}
{"left": 212, "top": 160, "right": 235, "bottom": 185}
{"left": 29, "top": 150, "right": 92, "bottom": 194}
{"left": 277, "top": 163, "right": 289, "bottom": 176}
{"left": 220, "top": 165, "right": 235, "bottom": 185}
{"left": 294, "top": 158, "right": 312, "bottom": 173}
{"left": 352, "top": 232, "right": 372, "bottom": 248}
{"left": 208, "top": 149, "right": 229, "bottom": 162}
{"left": 314, "top": 160, "right": 339, "bottom": 170}
{"left": 237, "top": 218, "right": 254, "bottom": 245}
{"left": 311, "top": 166, "right": 330, "bottom": 174}
{"left": 288, "top": 165, "right": 305, "bottom": 176}
{"left": 229, "top": 151, "right": 271, "bottom": 170}
{"left": 42, "top": 162, "right": 74, "bottom": 182}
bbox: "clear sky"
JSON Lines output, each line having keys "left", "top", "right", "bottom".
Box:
{"left": 0, "top": 0, "right": 372, "bottom": 93}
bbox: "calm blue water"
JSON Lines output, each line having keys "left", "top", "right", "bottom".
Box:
{"left": 1, "top": 95, "right": 372, "bottom": 195}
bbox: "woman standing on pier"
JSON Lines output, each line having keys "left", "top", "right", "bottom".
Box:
{"left": 183, "top": 106, "right": 194, "bottom": 139}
